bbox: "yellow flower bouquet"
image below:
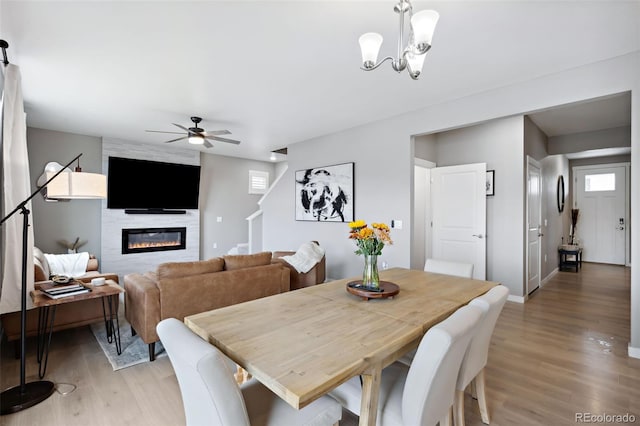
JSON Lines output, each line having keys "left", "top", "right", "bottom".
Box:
{"left": 348, "top": 220, "right": 393, "bottom": 289}
{"left": 348, "top": 220, "right": 393, "bottom": 256}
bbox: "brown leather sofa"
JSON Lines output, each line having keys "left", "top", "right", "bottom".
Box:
{"left": 124, "top": 251, "right": 290, "bottom": 361}
{"left": 1, "top": 247, "right": 118, "bottom": 357}
{"left": 272, "top": 242, "right": 326, "bottom": 290}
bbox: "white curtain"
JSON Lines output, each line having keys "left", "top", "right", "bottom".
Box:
{"left": 0, "top": 64, "right": 34, "bottom": 314}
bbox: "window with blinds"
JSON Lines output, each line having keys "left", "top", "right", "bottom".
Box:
{"left": 249, "top": 170, "right": 269, "bottom": 194}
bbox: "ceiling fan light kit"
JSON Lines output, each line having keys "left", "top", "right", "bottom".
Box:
{"left": 146, "top": 116, "right": 241, "bottom": 149}
{"left": 359, "top": 0, "right": 439, "bottom": 80}
{"left": 188, "top": 134, "right": 205, "bottom": 145}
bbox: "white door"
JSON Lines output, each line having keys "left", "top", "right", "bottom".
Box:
{"left": 526, "top": 157, "right": 542, "bottom": 295}
{"left": 574, "top": 166, "right": 626, "bottom": 264}
{"left": 431, "top": 163, "right": 487, "bottom": 280}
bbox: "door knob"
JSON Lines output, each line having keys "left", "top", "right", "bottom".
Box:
{"left": 538, "top": 233, "right": 544, "bottom": 237}
{"left": 472, "top": 234, "right": 484, "bottom": 239}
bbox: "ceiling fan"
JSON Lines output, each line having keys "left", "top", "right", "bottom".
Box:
{"left": 146, "top": 116, "right": 241, "bottom": 148}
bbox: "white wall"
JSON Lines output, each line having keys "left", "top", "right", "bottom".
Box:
{"left": 524, "top": 116, "right": 548, "bottom": 162}
{"left": 414, "top": 134, "right": 437, "bottom": 162}
{"left": 412, "top": 117, "right": 571, "bottom": 291}
{"left": 540, "top": 155, "right": 570, "bottom": 279}
{"left": 261, "top": 120, "right": 413, "bottom": 280}
{"left": 630, "top": 87, "right": 639, "bottom": 357}
{"left": 549, "top": 126, "right": 631, "bottom": 155}
{"left": 261, "top": 52, "right": 640, "bottom": 353}
{"left": 524, "top": 116, "right": 572, "bottom": 282}
{"left": 412, "top": 135, "right": 437, "bottom": 271}
{"left": 199, "top": 154, "right": 275, "bottom": 259}
{"left": 435, "top": 116, "right": 525, "bottom": 297}
{"left": 27, "top": 128, "right": 103, "bottom": 256}
{"left": 412, "top": 165, "right": 429, "bottom": 270}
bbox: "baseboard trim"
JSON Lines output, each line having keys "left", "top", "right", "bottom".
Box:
{"left": 629, "top": 344, "right": 640, "bottom": 359}
{"left": 540, "top": 268, "right": 558, "bottom": 287}
{"left": 507, "top": 295, "right": 525, "bottom": 304}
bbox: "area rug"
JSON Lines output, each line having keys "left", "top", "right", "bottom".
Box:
{"left": 90, "top": 318, "right": 166, "bottom": 371}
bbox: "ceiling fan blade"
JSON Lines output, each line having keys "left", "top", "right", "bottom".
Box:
{"left": 173, "top": 123, "right": 191, "bottom": 133}
{"left": 165, "top": 136, "right": 188, "bottom": 143}
{"left": 202, "top": 130, "right": 231, "bottom": 136}
{"left": 145, "top": 130, "right": 186, "bottom": 135}
{"left": 208, "top": 136, "right": 241, "bottom": 145}
{"left": 203, "top": 139, "right": 213, "bottom": 149}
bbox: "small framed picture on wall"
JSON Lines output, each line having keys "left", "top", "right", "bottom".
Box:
{"left": 486, "top": 170, "right": 495, "bottom": 196}
{"left": 295, "top": 162, "right": 354, "bottom": 222}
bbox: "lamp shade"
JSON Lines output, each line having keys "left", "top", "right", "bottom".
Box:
{"left": 406, "top": 52, "right": 427, "bottom": 77}
{"left": 359, "top": 32, "right": 383, "bottom": 67}
{"left": 46, "top": 171, "right": 107, "bottom": 199}
{"left": 411, "top": 10, "right": 439, "bottom": 47}
{"left": 188, "top": 134, "right": 205, "bottom": 145}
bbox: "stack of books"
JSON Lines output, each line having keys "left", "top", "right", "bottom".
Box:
{"left": 41, "top": 282, "right": 91, "bottom": 299}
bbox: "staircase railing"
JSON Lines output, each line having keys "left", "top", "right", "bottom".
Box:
{"left": 246, "top": 210, "right": 263, "bottom": 254}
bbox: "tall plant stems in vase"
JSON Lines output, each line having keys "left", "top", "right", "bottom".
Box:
{"left": 570, "top": 209, "right": 580, "bottom": 245}
{"left": 348, "top": 220, "right": 393, "bottom": 289}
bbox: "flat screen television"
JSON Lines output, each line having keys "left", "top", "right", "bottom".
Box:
{"left": 107, "top": 156, "right": 201, "bottom": 211}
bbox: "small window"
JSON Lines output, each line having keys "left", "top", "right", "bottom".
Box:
{"left": 585, "top": 173, "right": 615, "bottom": 192}
{"left": 249, "top": 170, "right": 269, "bottom": 194}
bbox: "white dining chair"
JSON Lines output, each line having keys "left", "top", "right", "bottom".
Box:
{"left": 329, "top": 304, "right": 484, "bottom": 426}
{"left": 395, "top": 259, "right": 476, "bottom": 368}
{"left": 454, "top": 285, "right": 509, "bottom": 426}
{"left": 156, "top": 318, "right": 342, "bottom": 426}
{"left": 424, "top": 258, "right": 474, "bottom": 279}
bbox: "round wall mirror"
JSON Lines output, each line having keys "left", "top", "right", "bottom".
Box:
{"left": 557, "top": 175, "right": 565, "bottom": 213}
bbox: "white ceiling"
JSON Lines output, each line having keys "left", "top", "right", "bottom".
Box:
{"left": 528, "top": 91, "right": 632, "bottom": 159}
{"left": 528, "top": 92, "right": 631, "bottom": 138}
{"left": 1, "top": 1, "right": 638, "bottom": 162}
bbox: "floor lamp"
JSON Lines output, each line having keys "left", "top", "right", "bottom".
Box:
{"left": 0, "top": 153, "right": 106, "bottom": 415}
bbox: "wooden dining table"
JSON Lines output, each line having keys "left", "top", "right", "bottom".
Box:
{"left": 185, "top": 267, "right": 499, "bottom": 426}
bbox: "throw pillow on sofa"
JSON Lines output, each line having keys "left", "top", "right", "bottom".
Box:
{"left": 223, "top": 251, "right": 272, "bottom": 270}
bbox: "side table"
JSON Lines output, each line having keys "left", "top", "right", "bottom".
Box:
{"left": 30, "top": 279, "right": 124, "bottom": 378}
{"left": 558, "top": 247, "right": 583, "bottom": 272}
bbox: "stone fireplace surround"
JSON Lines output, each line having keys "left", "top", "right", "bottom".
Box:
{"left": 101, "top": 139, "right": 200, "bottom": 280}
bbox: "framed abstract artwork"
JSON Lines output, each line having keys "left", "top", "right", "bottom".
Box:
{"left": 295, "top": 162, "right": 354, "bottom": 222}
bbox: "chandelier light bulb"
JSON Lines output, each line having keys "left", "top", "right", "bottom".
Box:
{"left": 359, "top": 33, "right": 383, "bottom": 69}
{"left": 411, "top": 10, "right": 439, "bottom": 52}
{"left": 406, "top": 52, "right": 427, "bottom": 79}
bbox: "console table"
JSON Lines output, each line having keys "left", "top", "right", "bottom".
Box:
{"left": 558, "top": 247, "right": 582, "bottom": 272}
{"left": 30, "top": 279, "right": 123, "bottom": 378}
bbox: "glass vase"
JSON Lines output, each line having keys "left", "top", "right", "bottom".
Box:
{"left": 362, "top": 254, "right": 380, "bottom": 289}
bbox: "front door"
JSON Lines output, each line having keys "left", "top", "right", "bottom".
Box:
{"left": 574, "top": 165, "right": 627, "bottom": 264}
{"left": 431, "top": 163, "right": 487, "bottom": 280}
{"left": 526, "top": 157, "right": 542, "bottom": 295}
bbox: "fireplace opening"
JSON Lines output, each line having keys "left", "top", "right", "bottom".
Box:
{"left": 122, "top": 227, "right": 186, "bottom": 254}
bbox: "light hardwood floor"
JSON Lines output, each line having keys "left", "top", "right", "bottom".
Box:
{"left": 1, "top": 263, "right": 638, "bottom": 425}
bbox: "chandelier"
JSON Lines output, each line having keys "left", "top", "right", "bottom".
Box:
{"left": 358, "top": 0, "right": 439, "bottom": 80}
